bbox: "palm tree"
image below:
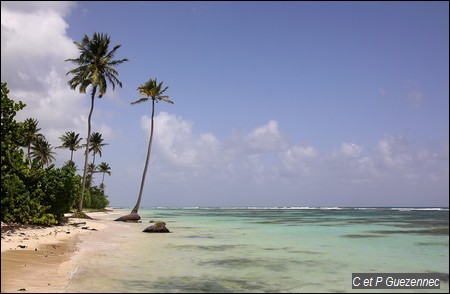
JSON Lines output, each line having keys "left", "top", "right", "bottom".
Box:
{"left": 116, "top": 78, "right": 173, "bottom": 222}
{"left": 30, "top": 136, "right": 56, "bottom": 167}
{"left": 85, "top": 163, "right": 97, "bottom": 189}
{"left": 97, "top": 162, "right": 111, "bottom": 190}
{"left": 86, "top": 132, "right": 108, "bottom": 165}
{"left": 22, "top": 118, "right": 43, "bottom": 163}
{"left": 56, "top": 131, "right": 82, "bottom": 162}
{"left": 63, "top": 160, "right": 77, "bottom": 170}
{"left": 66, "top": 32, "right": 128, "bottom": 212}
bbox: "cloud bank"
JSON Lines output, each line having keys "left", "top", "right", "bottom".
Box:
{"left": 139, "top": 112, "right": 449, "bottom": 206}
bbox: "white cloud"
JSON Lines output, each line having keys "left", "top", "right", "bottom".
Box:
{"left": 1, "top": 1, "right": 88, "bottom": 150}
{"left": 141, "top": 112, "right": 225, "bottom": 169}
{"left": 245, "top": 120, "right": 287, "bottom": 151}
{"left": 340, "top": 142, "right": 362, "bottom": 157}
{"left": 1, "top": 2, "right": 75, "bottom": 16}
{"left": 279, "top": 145, "right": 318, "bottom": 176}
{"left": 375, "top": 135, "right": 411, "bottom": 169}
{"left": 134, "top": 110, "right": 447, "bottom": 206}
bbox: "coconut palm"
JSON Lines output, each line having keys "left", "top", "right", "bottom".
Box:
{"left": 30, "top": 136, "right": 56, "bottom": 167}
{"left": 66, "top": 32, "right": 128, "bottom": 212}
{"left": 63, "top": 160, "right": 77, "bottom": 170}
{"left": 56, "top": 131, "right": 83, "bottom": 162}
{"left": 85, "top": 163, "right": 97, "bottom": 189}
{"left": 97, "top": 162, "right": 111, "bottom": 190}
{"left": 86, "top": 132, "right": 108, "bottom": 165}
{"left": 22, "top": 118, "right": 43, "bottom": 163}
{"left": 116, "top": 78, "right": 173, "bottom": 222}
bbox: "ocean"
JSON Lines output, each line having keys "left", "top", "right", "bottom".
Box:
{"left": 66, "top": 207, "right": 449, "bottom": 293}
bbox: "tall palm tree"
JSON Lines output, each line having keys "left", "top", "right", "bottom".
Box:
{"left": 97, "top": 162, "right": 111, "bottom": 190}
{"left": 30, "top": 136, "right": 56, "bottom": 167}
{"left": 66, "top": 32, "right": 128, "bottom": 212}
{"left": 86, "top": 132, "right": 108, "bottom": 165}
{"left": 116, "top": 78, "right": 173, "bottom": 222}
{"left": 22, "top": 118, "right": 43, "bottom": 164}
{"left": 56, "top": 131, "right": 82, "bottom": 162}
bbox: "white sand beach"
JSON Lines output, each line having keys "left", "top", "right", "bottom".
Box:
{"left": 1, "top": 210, "right": 124, "bottom": 293}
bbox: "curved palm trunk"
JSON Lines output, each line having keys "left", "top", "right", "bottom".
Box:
{"left": 79, "top": 90, "right": 96, "bottom": 212}
{"left": 132, "top": 99, "right": 155, "bottom": 214}
{"left": 70, "top": 149, "right": 74, "bottom": 162}
{"left": 116, "top": 99, "right": 155, "bottom": 223}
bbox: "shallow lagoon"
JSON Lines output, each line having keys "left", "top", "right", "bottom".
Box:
{"left": 66, "top": 207, "right": 449, "bottom": 293}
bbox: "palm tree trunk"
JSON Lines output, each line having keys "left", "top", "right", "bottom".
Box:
{"left": 132, "top": 98, "right": 155, "bottom": 214}
{"left": 70, "top": 150, "right": 74, "bottom": 162}
{"left": 79, "top": 89, "right": 96, "bottom": 212}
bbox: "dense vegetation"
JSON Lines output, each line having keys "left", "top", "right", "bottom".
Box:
{"left": 1, "top": 82, "right": 110, "bottom": 225}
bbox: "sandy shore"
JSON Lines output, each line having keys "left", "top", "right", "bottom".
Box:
{"left": 1, "top": 210, "right": 123, "bottom": 293}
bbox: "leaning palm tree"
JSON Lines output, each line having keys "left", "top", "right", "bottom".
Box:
{"left": 30, "top": 136, "right": 56, "bottom": 167}
{"left": 22, "top": 118, "right": 43, "bottom": 164}
{"left": 86, "top": 132, "right": 108, "bottom": 165}
{"left": 115, "top": 78, "right": 173, "bottom": 222}
{"left": 56, "top": 131, "right": 82, "bottom": 162}
{"left": 97, "top": 162, "right": 111, "bottom": 190}
{"left": 66, "top": 32, "right": 128, "bottom": 212}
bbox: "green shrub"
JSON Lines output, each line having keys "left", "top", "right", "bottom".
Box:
{"left": 89, "top": 186, "right": 110, "bottom": 210}
{"left": 1, "top": 82, "right": 82, "bottom": 225}
{"left": 39, "top": 164, "right": 81, "bottom": 221}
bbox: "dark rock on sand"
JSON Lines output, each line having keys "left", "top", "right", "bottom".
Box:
{"left": 143, "top": 221, "right": 170, "bottom": 233}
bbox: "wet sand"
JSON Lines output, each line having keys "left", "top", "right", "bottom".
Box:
{"left": 1, "top": 211, "right": 120, "bottom": 293}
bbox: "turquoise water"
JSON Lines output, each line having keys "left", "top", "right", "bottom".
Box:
{"left": 66, "top": 207, "right": 449, "bottom": 293}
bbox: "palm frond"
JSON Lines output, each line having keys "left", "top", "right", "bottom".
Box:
{"left": 131, "top": 97, "right": 150, "bottom": 105}
{"left": 66, "top": 32, "right": 128, "bottom": 97}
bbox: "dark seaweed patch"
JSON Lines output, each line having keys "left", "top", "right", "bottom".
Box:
{"left": 370, "top": 227, "right": 449, "bottom": 235}
{"left": 170, "top": 244, "right": 242, "bottom": 252}
{"left": 141, "top": 276, "right": 273, "bottom": 293}
{"left": 199, "top": 258, "right": 288, "bottom": 271}
{"left": 416, "top": 242, "right": 448, "bottom": 247}
{"left": 288, "top": 250, "right": 322, "bottom": 255}
{"left": 262, "top": 246, "right": 291, "bottom": 251}
{"left": 184, "top": 235, "right": 215, "bottom": 239}
{"left": 341, "top": 234, "right": 386, "bottom": 238}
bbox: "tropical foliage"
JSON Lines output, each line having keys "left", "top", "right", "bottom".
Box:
{"left": 30, "top": 136, "right": 56, "bottom": 167}
{"left": 2, "top": 32, "right": 172, "bottom": 226}
{"left": 87, "top": 132, "right": 108, "bottom": 165}
{"left": 22, "top": 118, "right": 43, "bottom": 163}
{"left": 1, "top": 82, "right": 109, "bottom": 225}
{"left": 97, "top": 162, "right": 112, "bottom": 189}
{"left": 57, "top": 131, "right": 83, "bottom": 162}
{"left": 65, "top": 32, "right": 128, "bottom": 212}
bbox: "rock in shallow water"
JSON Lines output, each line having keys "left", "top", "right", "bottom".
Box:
{"left": 143, "top": 221, "right": 170, "bottom": 233}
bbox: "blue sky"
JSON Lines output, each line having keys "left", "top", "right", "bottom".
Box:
{"left": 1, "top": 1, "right": 448, "bottom": 207}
